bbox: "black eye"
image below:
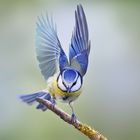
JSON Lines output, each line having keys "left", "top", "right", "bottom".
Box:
{"left": 72, "top": 81, "right": 77, "bottom": 86}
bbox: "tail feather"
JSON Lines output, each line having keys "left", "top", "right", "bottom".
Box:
{"left": 20, "top": 91, "right": 54, "bottom": 111}
{"left": 20, "top": 92, "right": 46, "bottom": 105}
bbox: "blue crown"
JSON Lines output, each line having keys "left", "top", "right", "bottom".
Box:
{"left": 62, "top": 69, "right": 78, "bottom": 83}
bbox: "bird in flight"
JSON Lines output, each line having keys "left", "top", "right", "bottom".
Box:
{"left": 20, "top": 4, "right": 91, "bottom": 123}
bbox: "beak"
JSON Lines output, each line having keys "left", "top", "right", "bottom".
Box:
{"left": 67, "top": 87, "right": 71, "bottom": 93}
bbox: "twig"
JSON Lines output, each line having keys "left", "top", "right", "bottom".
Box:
{"left": 36, "top": 98, "right": 108, "bottom": 140}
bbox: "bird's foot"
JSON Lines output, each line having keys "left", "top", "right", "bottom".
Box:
{"left": 70, "top": 113, "right": 77, "bottom": 124}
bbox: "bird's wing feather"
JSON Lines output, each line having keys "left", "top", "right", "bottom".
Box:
{"left": 69, "top": 4, "right": 90, "bottom": 76}
{"left": 36, "top": 15, "right": 68, "bottom": 80}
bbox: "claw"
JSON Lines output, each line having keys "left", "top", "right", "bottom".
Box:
{"left": 70, "top": 113, "right": 77, "bottom": 124}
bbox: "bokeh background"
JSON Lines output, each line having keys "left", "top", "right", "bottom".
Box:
{"left": 0, "top": 0, "right": 140, "bottom": 140}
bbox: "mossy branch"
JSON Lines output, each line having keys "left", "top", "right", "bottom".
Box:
{"left": 36, "top": 98, "right": 107, "bottom": 140}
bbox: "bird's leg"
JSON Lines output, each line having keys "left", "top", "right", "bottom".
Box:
{"left": 69, "top": 101, "right": 77, "bottom": 123}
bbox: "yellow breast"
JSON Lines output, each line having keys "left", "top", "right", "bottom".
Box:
{"left": 49, "top": 79, "right": 82, "bottom": 102}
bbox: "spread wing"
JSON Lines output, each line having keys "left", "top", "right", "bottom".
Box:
{"left": 36, "top": 15, "right": 68, "bottom": 80}
{"left": 69, "top": 4, "right": 90, "bottom": 76}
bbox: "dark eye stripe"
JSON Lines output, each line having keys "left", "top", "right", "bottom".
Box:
{"left": 72, "top": 81, "right": 77, "bottom": 87}
{"left": 71, "top": 75, "right": 80, "bottom": 88}
{"left": 62, "top": 81, "right": 67, "bottom": 88}
{"left": 57, "top": 80, "right": 67, "bottom": 92}
{"left": 57, "top": 73, "right": 67, "bottom": 88}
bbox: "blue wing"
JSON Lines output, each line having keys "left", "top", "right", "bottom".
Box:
{"left": 69, "top": 4, "right": 90, "bottom": 76}
{"left": 36, "top": 15, "right": 68, "bottom": 80}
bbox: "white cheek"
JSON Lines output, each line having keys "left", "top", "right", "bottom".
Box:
{"left": 58, "top": 76, "right": 67, "bottom": 91}
{"left": 71, "top": 77, "right": 81, "bottom": 92}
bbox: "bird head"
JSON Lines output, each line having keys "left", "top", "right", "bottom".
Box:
{"left": 57, "top": 69, "right": 83, "bottom": 93}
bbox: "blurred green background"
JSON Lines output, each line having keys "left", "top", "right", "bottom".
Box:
{"left": 0, "top": 0, "right": 140, "bottom": 140}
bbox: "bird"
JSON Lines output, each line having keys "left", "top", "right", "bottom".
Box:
{"left": 20, "top": 4, "right": 91, "bottom": 123}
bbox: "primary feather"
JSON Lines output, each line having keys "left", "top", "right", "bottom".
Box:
{"left": 69, "top": 4, "right": 90, "bottom": 76}
{"left": 20, "top": 91, "right": 51, "bottom": 111}
{"left": 36, "top": 15, "right": 68, "bottom": 80}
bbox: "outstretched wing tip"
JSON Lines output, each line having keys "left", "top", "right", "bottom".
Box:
{"left": 69, "top": 4, "right": 90, "bottom": 76}
{"left": 77, "top": 4, "right": 82, "bottom": 7}
{"left": 36, "top": 14, "right": 59, "bottom": 80}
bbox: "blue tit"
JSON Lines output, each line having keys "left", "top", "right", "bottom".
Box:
{"left": 20, "top": 4, "right": 90, "bottom": 122}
